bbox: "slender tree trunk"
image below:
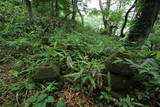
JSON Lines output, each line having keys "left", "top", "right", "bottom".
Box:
{"left": 119, "top": 1, "right": 122, "bottom": 9}
{"left": 99, "top": 0, "right": 108, "bottom": 29}
{"left": 106, "top": 0, "right": 111, "bottom": 10}
{"left": 106, "top": 0, "right": 112, "bottom": 35}
{"left": 72, "top": 0, "right": 77, "bottom": 22}
{"left": 126, "top": 0, "right": 160, "bottom": 47}
{"left": 76, "top": 2, "right": 84, "bottom": 26}
{"left": 55, "top": 0, "right": 59, "bottom": 17}
{"left": 51, "top": 0, "right": 55, "bottom": 16}
{"left": 120, "top": 0, "right": 137, "bottom": 38}
{"left": 24, "top": 0, "right": 33, "bottom": 18}
{"left": 99, "top": 0, "right": 113, "bottom": 35}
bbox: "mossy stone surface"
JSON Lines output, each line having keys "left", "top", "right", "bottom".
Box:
{"left": 32, "top": 64, "right": 61, "bottom": 82}
{"left": 110, "top": 73, "right": 134, "bottom": 91}
{"left": 105, "top": 51, "right": 137, "bottom": 91}
{"left": 106, "top": 51, "right": 136, "bottom": 77}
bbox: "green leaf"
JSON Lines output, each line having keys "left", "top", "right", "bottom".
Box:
{"left": 88, "top": 75, "right": 96, "bottom": 89}
{"left": 11, "top": 70, "right": 19, "bottom": 77}
{"left": 64, "top": 72, "right": 81, "bottom": 78}
{"left": 46, "top": 96, "right": 54, "bottom": 102}
{"left": 36, "top": 93, "right": 48, "bottom": 102}
{"left": 47, "top": 51, "right": 58, "bottom": 56}
{"left": 26, "top": 97, "right": 37, "bottom": 103}
{"left": 10, "top": 84, "right": 22, "bottom": 91}
{"left": 133, "top": 102, "right": 145, "bottom": 107}
{"left": 156, "top": 51, "right": 160, "bottom": 60}
{"left": 25, "top": 83, "right": 36, "bottom": 90}
{"left": 34, "top": 103, "right": 46, "bottom": 107}
{"left": 113, "top": 57, "right": 123, "bottom": 64}
{"left": 56, "top": 100, "right": 67, "bottom": 107}
{"left": 82, "top": 76, "right": 88, "bottom": 84}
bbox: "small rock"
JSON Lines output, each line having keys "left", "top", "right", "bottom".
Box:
{"left": 32, "top": 64, "right": 61, "bottom": 82}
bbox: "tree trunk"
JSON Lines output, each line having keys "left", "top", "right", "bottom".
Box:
{"left": 126, "top": 0, "right": 160, "bottom": 47}
{"left": 72, "top": 0, "right": 77, "bottom": 22}
{"left": 51, "top": 0, "right": 55, "bottom": 16}
{"left": 55, "top": 0, "right": 59, "bottom": 17}
{"left": 24, "top": 0, "right": 33, "bottom": 18}
{"left": 76, "top": 2, "right": 84, "bottom": 26}
{"left": 99, "top": 0, "right": 108, "bottom": 29}
{"left": 99, "top": 0, "right": 113, "bottom": 35}
{"left": 120, "top": 0, "right": 137, "bottom": 38}
{"left": 119, "top": 1, "right": 122, "bottom": 9}
{"left": 106, "top": 0, "right": 111, "bottom": 10}
{"left": 106, "top": 0, "right": 112, "bottom": 35}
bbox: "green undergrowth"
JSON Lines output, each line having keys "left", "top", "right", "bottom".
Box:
{"left": 0, "top": 1, "right": 160, "bottom": 107}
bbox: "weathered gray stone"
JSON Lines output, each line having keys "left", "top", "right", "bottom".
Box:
{"left": 110, "top": 73, "right": 134, "bottom": 91}
{"left": 106, "top": 51, "right": 136, "bottom": 77}
{"left": 32, "top": 64, "right": 61, "bottom": 82}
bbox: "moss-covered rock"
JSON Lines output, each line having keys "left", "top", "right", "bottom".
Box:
{"left": 109, "top": 73, "right": 134, "bottom": 91}
{"left": 105, "top": 51, "right": 137, "bottom": 91}
{"left": 32, "top": 64, "right": 61, "bottom": 82}
{"left": 106, "top": 51, "right": 136, "bottom": 77}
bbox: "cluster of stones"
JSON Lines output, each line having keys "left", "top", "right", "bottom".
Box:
{"left": 32, "top": 51, "right": 137, "bottom": 94}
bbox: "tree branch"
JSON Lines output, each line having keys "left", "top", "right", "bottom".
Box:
{"left": 120, "top": 0, "right": 137, "bottom": 38}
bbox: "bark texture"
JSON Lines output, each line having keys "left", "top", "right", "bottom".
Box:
{"left": 51, "top": 0, "right": 55, "bottom": 16}
{"left": 55, "top": 0, "right": 59, "bottom": 17}
{"left": 126, "top": 0, "right": 160, "bottom": 47}
{"left": 72, "top": 0, "right": 77, "bottom": 22}
{"left": 99, "top": 0, "right": 108, "bottom": 29}
{"left": 77, "top": 5, "right": 84, "bottom": 25}
{"left": 24, "top": 0, "right": 33, "bottom": 18}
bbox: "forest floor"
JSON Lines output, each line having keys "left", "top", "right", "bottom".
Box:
{"left": 0, "top": 1, "right": 160, "bottom": 107}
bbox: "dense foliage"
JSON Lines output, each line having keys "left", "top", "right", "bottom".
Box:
{"left": 0, "top": 0, "right": 160, "bottom": 107}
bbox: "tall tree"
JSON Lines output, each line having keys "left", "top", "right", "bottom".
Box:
{"left": 126, "top": 0, "right": 160, "bottom": 47}
{"left": 99, "top": 0, "right": 115, "bottom": 35}
{"left": 24, "top": 0, "right": 33, "bottom": 18}
{"left": 99, "top": 0, "right": 109, "bottom": 30}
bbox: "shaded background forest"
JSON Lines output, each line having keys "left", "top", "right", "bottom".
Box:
{"left": 0, "top": 0, "right": 160, "bottom": 107}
